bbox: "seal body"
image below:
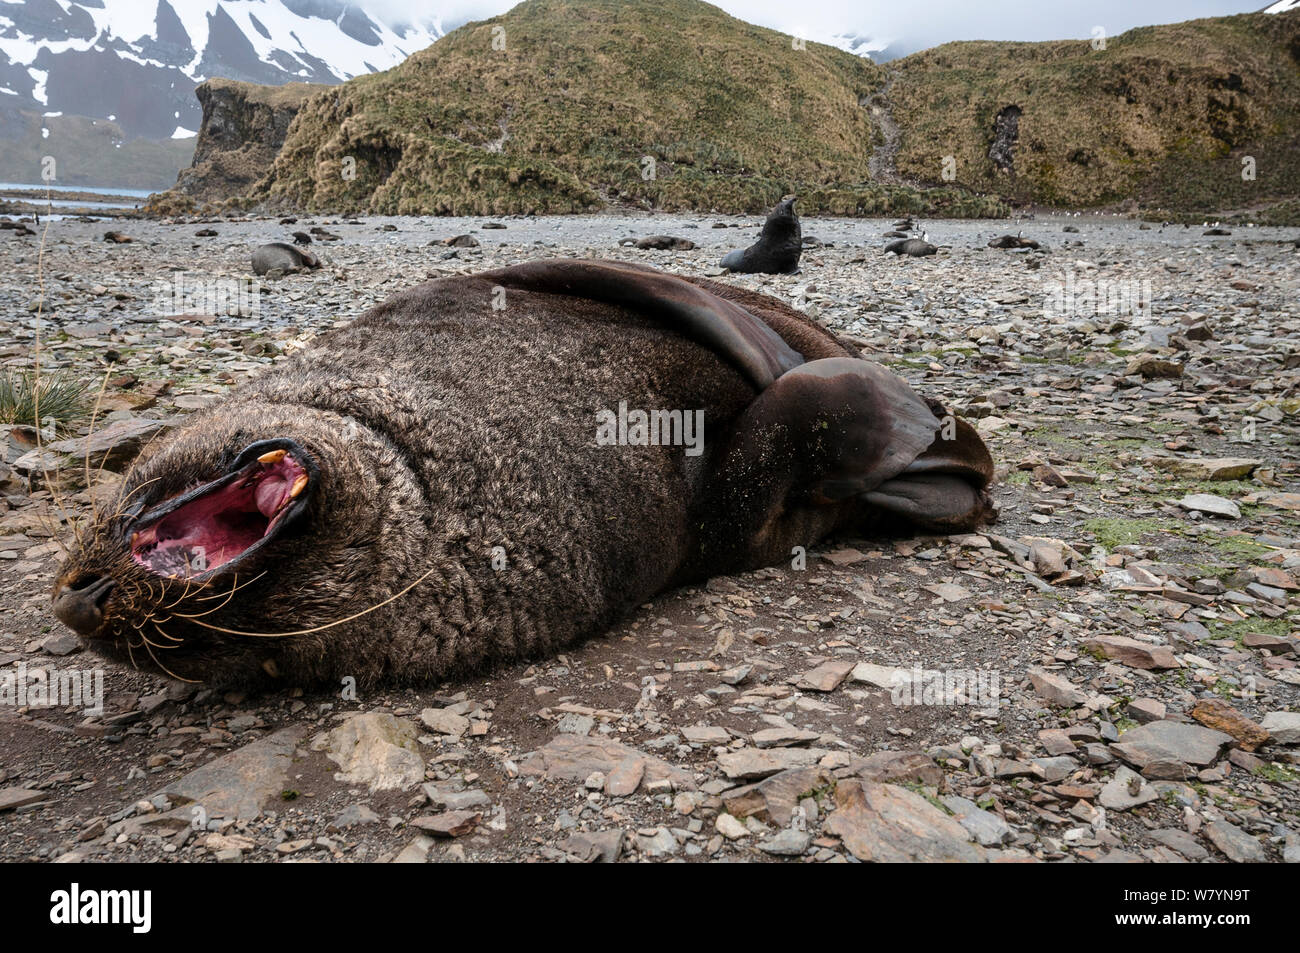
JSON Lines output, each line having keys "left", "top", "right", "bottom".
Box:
{"left": 720, "top": 197, "right": 802, "bottom": 274}
{"left": 885, "top": 237, "right": 937, "bottom": 257}
{"left": 252, "top": 241, "right": 320, "bottom": 275}
{"left": 52, "top": 260, "right": 993, "bottom": 689}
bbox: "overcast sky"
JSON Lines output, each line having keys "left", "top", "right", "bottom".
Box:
{"left": 368, "top": 0, "right": 1269, "bottom": 55}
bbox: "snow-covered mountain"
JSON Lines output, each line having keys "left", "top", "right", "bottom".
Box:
{"left": 0, "top": 0, "right": 443, "bottom": 140}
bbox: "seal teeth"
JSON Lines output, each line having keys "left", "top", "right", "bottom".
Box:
{"left": 258, "top": 449, "right": 287, "bottom": 464}
{"left": 289, "top": 474, "right": 309, "bottom": 499}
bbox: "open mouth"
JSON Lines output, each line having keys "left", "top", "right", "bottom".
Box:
{"left": 130, "top": 442, "right": 315, "bottom": 580}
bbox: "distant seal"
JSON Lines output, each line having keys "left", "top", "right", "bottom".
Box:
{"left": 252, "top": 242, "right": 320, "bottom": 275}
{"left": 627, "top": 236, "right": 696, "bottom": 250}
{"left": 720, "top": 197, "right": 802, "bottom": 274}
{"left": 987, "top": 233, "right": 1040, "bottom": 250}
{"left": 51, "top": 260, "right": 993, "bottom": 688}
{"left": 885, "top": 235, "right": 937, "bottom": 257}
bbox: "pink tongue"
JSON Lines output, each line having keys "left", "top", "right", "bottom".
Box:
{"left": 255, "top": 478, "right": 287, "bottom": 517}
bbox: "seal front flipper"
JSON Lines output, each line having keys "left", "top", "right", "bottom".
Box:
{"left": 478, "top": 259, "right": 803, "bottom": 389}
{"left": 690, "top": 357, "right": 993, "bottom": 574}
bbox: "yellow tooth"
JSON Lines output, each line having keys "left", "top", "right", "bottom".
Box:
{"left": 290, "top": 474, "right": 309, "bottom": 498}
{"left": 258, "top": 449, "right": 287, "bottom": 464}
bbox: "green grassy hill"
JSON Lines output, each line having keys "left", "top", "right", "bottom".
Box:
{"left": 888, "top": 11, "right": 1300, "bottom": 220}
{"left": 242, "top": 0, "right": 1003, "bottom": 217}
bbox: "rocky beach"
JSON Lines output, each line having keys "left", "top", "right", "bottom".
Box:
{"left": 1, "top": 211, "right": 1298, "bottom": 863}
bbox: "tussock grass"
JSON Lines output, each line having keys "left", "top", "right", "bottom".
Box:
{"left": 0, "top": 369, "right": 90, "bottom": 432}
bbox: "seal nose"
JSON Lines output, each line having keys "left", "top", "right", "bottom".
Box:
{"left": 52, "top": 574, "right": 116, "bottom": 637}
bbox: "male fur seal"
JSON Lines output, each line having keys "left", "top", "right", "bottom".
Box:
{"left": 720, "top": 197, "right": 802, "bottom": 274}
{"left": 51, "top": 260, "right": 994, "bottom": 688}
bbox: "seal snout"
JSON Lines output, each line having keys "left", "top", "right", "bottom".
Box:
{"left": 52, "top": 574, "right": 117, "bottom": 637}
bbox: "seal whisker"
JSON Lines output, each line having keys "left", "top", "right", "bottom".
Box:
{"left": 187, "top": 566, "right": 440, "bottom": 638}
{"left": 193, "top": 571, "right": 265, "bottom": 602}
{"left": 172, "top": 574, "right": 252, "bottom": 619}
{"left": 107, "top": 476, "right": 163, "bottom": 522}
{"left": 142, "top": 636, "right": 197, "bottom": 682}
{"left": 83, "top": 365, "right": 114, "bottom": 525}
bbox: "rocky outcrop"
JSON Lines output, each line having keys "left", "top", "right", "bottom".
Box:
{"left": 155, "top": 78, "right": 322, "bottom": 207}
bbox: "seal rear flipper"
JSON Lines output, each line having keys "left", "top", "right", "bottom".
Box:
{"left": 477, "top": 259, "right": 804, "bottom": 389}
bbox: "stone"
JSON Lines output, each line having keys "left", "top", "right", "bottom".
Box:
{"left": 423, "top": 783, "right": 491, "bottom": 811}
{"left": 558, "top": 829, "right": 624, "bottom": 863}
{"left": 1098, "top": 766, "right": 1158, "bottom": 811}
{"left": 1190, "top": 699, "right": 1269, "bottom": 751}
{"left": 1110, "top": 720, "right": 1233, "bottom": 768}
{"left": 721, "top": 766, "right": 833, "bottom": 823}
{"left": 1028, "top": 668, "right": 1088, "bottom": 707}
{"left": 715, "top": 813, "right": 749, "bottom": 840}
{"left": 1205, "top": 820, "right": 1266, "bottom": 863}
{"left": 160, "top": 726, "right": 304, "bottom": 821}
{"left": 328, "top": 803, "right": 380, "bottom": 830}
{"left": 1125, "top": 353, "right": 1183, "bottom": 378}
{"left": 825, "top": 780, "right": 985, "bottom": 862}
{"left": 1260, "top": 712, "right": 1300, "bottom": 745}
{"left": 520, "top": 734, "right": 693, "bottom": 790}
{"left": 635, "top": 827, "right": 678, "bottom": 857}
{"left": 1148, "top": 456, "right": 1261, "bottom": 481}
{"left": 0, "top": 787, "right": 47, "bottom": 811}
{"left": 757, "top": 828, "right": 811, "bottom": 856}
{"left": 604, "top": 756, "right": 646, "bottom": 796}
{"left": 1149, "top": 828, "right": 1208, "bottom": 861}
{"left": 1083, "top": 635, "right": 1181, "bottom": 670}
{"left": 420, "top": 708, "right": 470, "bottom": 737}
{"left": 853, "top": 750, "right": 944, "bottom": 787}
{"left": 716, "top": 747, "right": 826, "bottom": 781}
{"left": 751, "top": 726, "right": 820, "bottom": 748}
{"left": 681, "top": 725, "right": 730, "bottom": 745}
{"left": 1176, "top": 493, "right": 1240, "bottom": 519}
{"left": 942, "top": 796, "right": 1012, "bottom": 846}
{"left": 850, "top": 662, "right": 911, "bottom": 691}
{"left": 411, "top": 811, "right": 481, "bottom": 837}
{"left": 312, "top": 713, "right": 425, "bottom": 792}
{"left": 1127, "top": 698, "right": 1166, "bottom": 723}
{"left": 795, "top": 659, "right": 855, "bottom": 692}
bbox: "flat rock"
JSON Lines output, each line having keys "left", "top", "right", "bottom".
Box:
{"left": 825, "top": 780, "right": 985, "bottom": 862}
{"left": 1099, "top": 766, "right": 1159, "bottom": 811}
{"left": 853, "top": 750, "right": 944, "bottom": 787}
{"left": 1110, "top": 720, "right": 1233, "bottom": 768}
{"left": 410, "top": 811, "right": 481, "bottom": 837}
{"left": 751, "top": 726, "right": 820, "bottom": 748}
{"left": 520, "top": 734, "right": 693, "bottom": 791}
{"left": 794, "top": 659, "right": 855, "bottom": 692}
{"left": 160, "top": 727, "right": 304, "bottom": 821}
{"left": 0, "top": 787, "right": 48, "bottom": 811}
{"left": 1177, "top": 493, "right": 1240, "bottom": 519}
{"left": 716, "top": 747, "right": 826, "bottom": 781}
{"left": 1149, "top": 456, "right": 1261, "bottom": 481}
{"left": 1260, "top": 712, "right": 1300, "bottom": 745}
{"left": 942, "top": 795, "right": 1013, "bottom": 846}
{"left": 721, "top": 766, "right": 832, "bottom": 824}
{"left": 1083, "top": 635, "right": 1181, "bottom": 670}
{"left": 1028, "top": 667, "right": 1088, "bottom": 707}
{"left": 1205, "top": 820, "right": 1266, "bottom": 862}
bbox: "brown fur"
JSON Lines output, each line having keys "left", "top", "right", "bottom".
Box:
{"left": 52, "top": 262, "right": 992, "bottom": 688}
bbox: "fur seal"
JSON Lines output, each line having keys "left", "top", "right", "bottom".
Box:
{"left": 627, "top": 236, "right": 696, "bottom": 250}
{"left": 987, "top": 233, "right": 1040, "bottom": 250}
{"left": 51, "top": 260, "right": 994, "bottom": 688}
{"left": 720, "top": 197, "right": 802, "bottom": 274}
{"left": 885, "top": 235, "right": 937, "bottom": 257}
{"left": 252, "top": 242, "right": 321, "bottom": 276}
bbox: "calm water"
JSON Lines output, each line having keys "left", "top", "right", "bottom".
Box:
{"left": 0, "top": 181, "right": 153, "bottom": 210}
